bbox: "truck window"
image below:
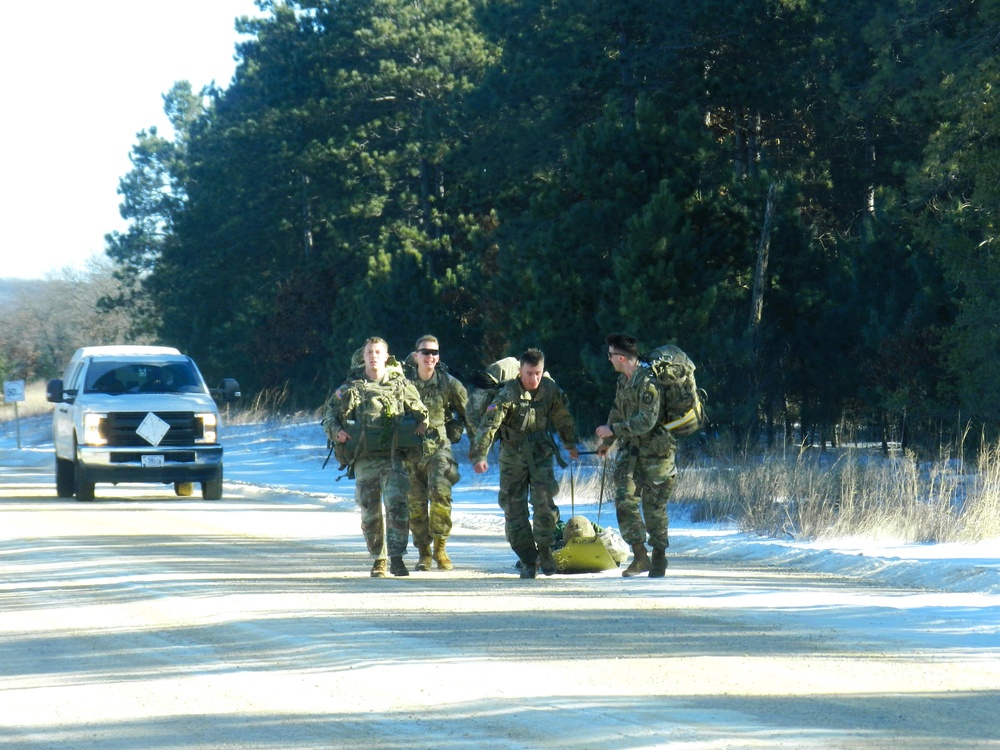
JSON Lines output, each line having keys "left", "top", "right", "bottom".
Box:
{"left": 84, "top": 361, "right": 206, "bottom": 395}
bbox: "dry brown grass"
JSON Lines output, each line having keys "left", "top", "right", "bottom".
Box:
{"left": 565, "top": 438, "right": 999, "bottom": 544}
{"left": 0, "top": 380, "right": 53, "bottom": 421}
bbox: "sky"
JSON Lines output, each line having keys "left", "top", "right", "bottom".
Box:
{"left": 0, "top": 1, "right": 263, "bottom": 280}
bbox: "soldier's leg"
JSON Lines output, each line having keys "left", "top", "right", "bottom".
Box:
{"left": 355, "top": 474, "right": 386, "bottom": 559}
{"left": 426, "top": 450, "right": 457, "bottom": 540}
{"left": 382, "top": 460, "right": 411, "bottom": 559}
{"left": 612, "top": 455, "right": 646, "bottom": 547}
{"left": 498, "top": 451, "right": 536, "bottom": 564}
{"left": 428, "top": 450, "right": 459, "bottom": 570}
{"left": 637, "top": 460, "right": 676, "bottom": 578}
{"left": 527, "top": 455, "right": 559, "bottom": 550}
{"left": 406, "top": 457, "right": 432, "bottom": 549}
{"left": 612, "top": 453, "right": 651, "bottom": 577}
{"left": 637, "top": 461, "right": 677, "bottom": 552}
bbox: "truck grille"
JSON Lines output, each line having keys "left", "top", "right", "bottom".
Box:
{"left": 104, "top": 412, "right": 202, "bottom": 447}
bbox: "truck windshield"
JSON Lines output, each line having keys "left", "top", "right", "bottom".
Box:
{"left": 84, "top": 361, "right": 206, "bottom": 395}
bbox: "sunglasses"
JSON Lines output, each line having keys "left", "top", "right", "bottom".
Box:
{"left": 608, "top": 350, "right": 626, "bottom": 359}
{"left": 418, "top": 348, "right": 440, "bottom": 356}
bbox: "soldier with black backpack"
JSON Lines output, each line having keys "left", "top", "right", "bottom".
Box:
{"left": 595, "top": 333, "right": 678, "bottom": 577}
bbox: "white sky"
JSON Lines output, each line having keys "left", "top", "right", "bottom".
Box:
{"left": 0, "top": 0, "right": 263, "bottom": 280}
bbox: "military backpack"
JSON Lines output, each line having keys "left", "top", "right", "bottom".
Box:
{"left": 642, "top": 344, "right": 707, "bottom": 437}
{"left": 466, "top": 356, "right": 522, "bottom": 433}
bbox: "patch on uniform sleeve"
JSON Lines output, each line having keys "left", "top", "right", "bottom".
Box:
{"left": 486, "top": 403, "right": 497, "bottom": 412}
{"left": 641, "top": 389, "right": 655, "bottom": 405}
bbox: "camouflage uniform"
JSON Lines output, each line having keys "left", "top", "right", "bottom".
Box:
{"left": 322, "top": 371, "right": 428, "bottom": 561}
{"left": 600, "top": 366, "right": 676, "bottom": 551}
{"left": 406, "top": 368, "right": 470, "bottom": 548}
{"left": 470, "top": 378, "right": 579, "bottom": 566}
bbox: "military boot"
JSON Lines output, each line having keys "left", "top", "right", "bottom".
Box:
{"left": 649, "top": 548, "right": 667, "bottom": 578}
{"left": 433, "top": 537, "right": 453, "bottom": 570}
{"left": 622, "top": 543, "right": 650, "bottom": 577}
{"left": 519, "top": 563, "right": 537, "bottom": 579}
{"left": 389, "top": 556, "right": 409, "bottom": 577}
{"left": 537, "top": 546, "right": 557, "bottom": 576}
{"left": 415, "top": 545, "right": 433, "bottom": 571}
{"left": 370, "top": 558, "right": 388, "bottom": 578}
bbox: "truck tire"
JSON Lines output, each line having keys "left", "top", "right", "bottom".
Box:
{"left": 202, "top": 466, "right": 223, "bottom": 500}
{"left": 56, "top": 457, "right": 75, "bottom": 498}
{"left": 75, "top": 461, "right": 96, "bottom": 502}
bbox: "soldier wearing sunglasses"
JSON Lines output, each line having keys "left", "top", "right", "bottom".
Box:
{"left": 404, "top": 335, "right": 472, "bottom": 571}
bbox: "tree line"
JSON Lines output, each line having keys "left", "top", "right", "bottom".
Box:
{"left": 85, "top": 0, "right": 1000, "bottom": 450}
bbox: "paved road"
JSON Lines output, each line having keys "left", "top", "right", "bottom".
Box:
{"left": 1, "top": 461, "right": 998, "bottom": 749}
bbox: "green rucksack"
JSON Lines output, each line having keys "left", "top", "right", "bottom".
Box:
{"left": 643, "top": 344, "right": 707, "bottom": 437}
{"left": 327, "top": 349, "right": 421, "bottom": 473}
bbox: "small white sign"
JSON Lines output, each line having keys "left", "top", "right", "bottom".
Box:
{"left": 3, "top": 380, "right": 25, "bottom": 403}
{"left": 141, "top": 455, "right": 165, "bottom": 468}
{"left": 136, "top": 412, "right": 170, "bottom": 446}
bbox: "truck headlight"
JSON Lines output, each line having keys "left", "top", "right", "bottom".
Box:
{"left": 196, "top": 412, "right": 218, "bottom": 444}
{"left": 83, "top": 413, "right": 107, "bottom": 446}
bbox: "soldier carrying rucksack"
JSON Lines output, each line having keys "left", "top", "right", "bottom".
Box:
{"left": 595, "top": 333, "right": 702, "bottom": 578}
{"left": 322, "top": 336, "right": 429, "bottom": 579}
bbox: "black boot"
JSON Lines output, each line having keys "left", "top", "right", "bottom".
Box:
{"left": 649, "top": 548, "right": 667, "bottom": 577}
{"left": 537, "top": 546, "right": 557, "bottom": 576}
{"left": 389, "top": 556, "right": 409, "bottom": 577}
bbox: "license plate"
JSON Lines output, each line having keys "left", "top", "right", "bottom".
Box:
{"left": 141, "top": 455, "right": 165, "bottom": 468}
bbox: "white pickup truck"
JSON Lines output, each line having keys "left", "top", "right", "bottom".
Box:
{"left": 46, "top": 345, "right": 240, "bottom": 501}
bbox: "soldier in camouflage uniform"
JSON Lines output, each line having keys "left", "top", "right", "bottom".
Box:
{"left": 470, "top": 348, "right": 580, "bottom": 578}
{"left": 323, "top": 337, "right": 428, "bottom": 578}
{"left": 405, "top": 335, "right": 472, "bottom": 571}
{"left": 596, "top": 333, "right": 675, "bottom": 578}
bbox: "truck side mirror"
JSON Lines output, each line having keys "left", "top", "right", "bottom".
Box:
{"left": 46, "top": 379, "right": 64, "bottom": 403}
{"left": 211, "top": 378, "right": 241, "bottom": 402}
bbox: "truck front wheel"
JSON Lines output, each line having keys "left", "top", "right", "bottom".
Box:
{"left": 75, "top": 461, "right": 95, "bottom": 502}
{"left": 56, "top": 457, "right": 75, "bottom": 498}
{"left": 202, "top": 466, "right": 223, "bottom": 500}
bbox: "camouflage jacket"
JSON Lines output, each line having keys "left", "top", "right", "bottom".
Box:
{"left": 409, "top": 368, "right": 471, "bottom": 451}
{"left": 600, "top": 366, "right": 675, "bottom": 457}
{"left": 470, "top": 377, "right": 579, "bottom": 463}
{"left": 322, "top": 370, "right": 428, "bottom": 444}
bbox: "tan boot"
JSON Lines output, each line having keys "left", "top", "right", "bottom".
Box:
{"left": 416, "top": 545, "right": 433, "bottom": 571}
{"left": 433, "top": 538, "right": 453, "bottom": 570}
{"left": 622, "top": 543, "right": 650, "bottom": 577}
{"left": 649, "top": 548, "right": 667, "bottom": 577}
{"left": 370, "top": 558, "right": 387, "bottom": 578}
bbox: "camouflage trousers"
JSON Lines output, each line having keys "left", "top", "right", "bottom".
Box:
{"left": 612, "top": 452, "right": 676, "bottom": 551}
{"left": 406, "top": 447, "right": 460, "bottom": 547}
{"left": 353, "top": 455, "right": 411, "bottom": 559}
{"left": 497, "top": 441, "right": 561, "bottom": 564}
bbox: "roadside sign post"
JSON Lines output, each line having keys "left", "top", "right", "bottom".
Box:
{"left": 3, "top": 380, "right": 25, "bottom": 450}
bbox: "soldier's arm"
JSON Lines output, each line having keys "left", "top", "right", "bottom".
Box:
{"left": 449, "top": 376, "right": 473, "bottom": 435}
{"left": 469, "top": 394, "right": 508, "bottom": 462}
{"left": 321, "top": 382, "right": 355, "bottom": 441}
{"left": 548, "top": 383, "right": 580, "bottom": 447}
{"left": 402, "top": 380, "right": 429, "bottom": 427}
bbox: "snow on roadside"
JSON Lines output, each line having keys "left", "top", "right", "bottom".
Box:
{"left": 4, "top": 414, "right": 999, "bottom": 597}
